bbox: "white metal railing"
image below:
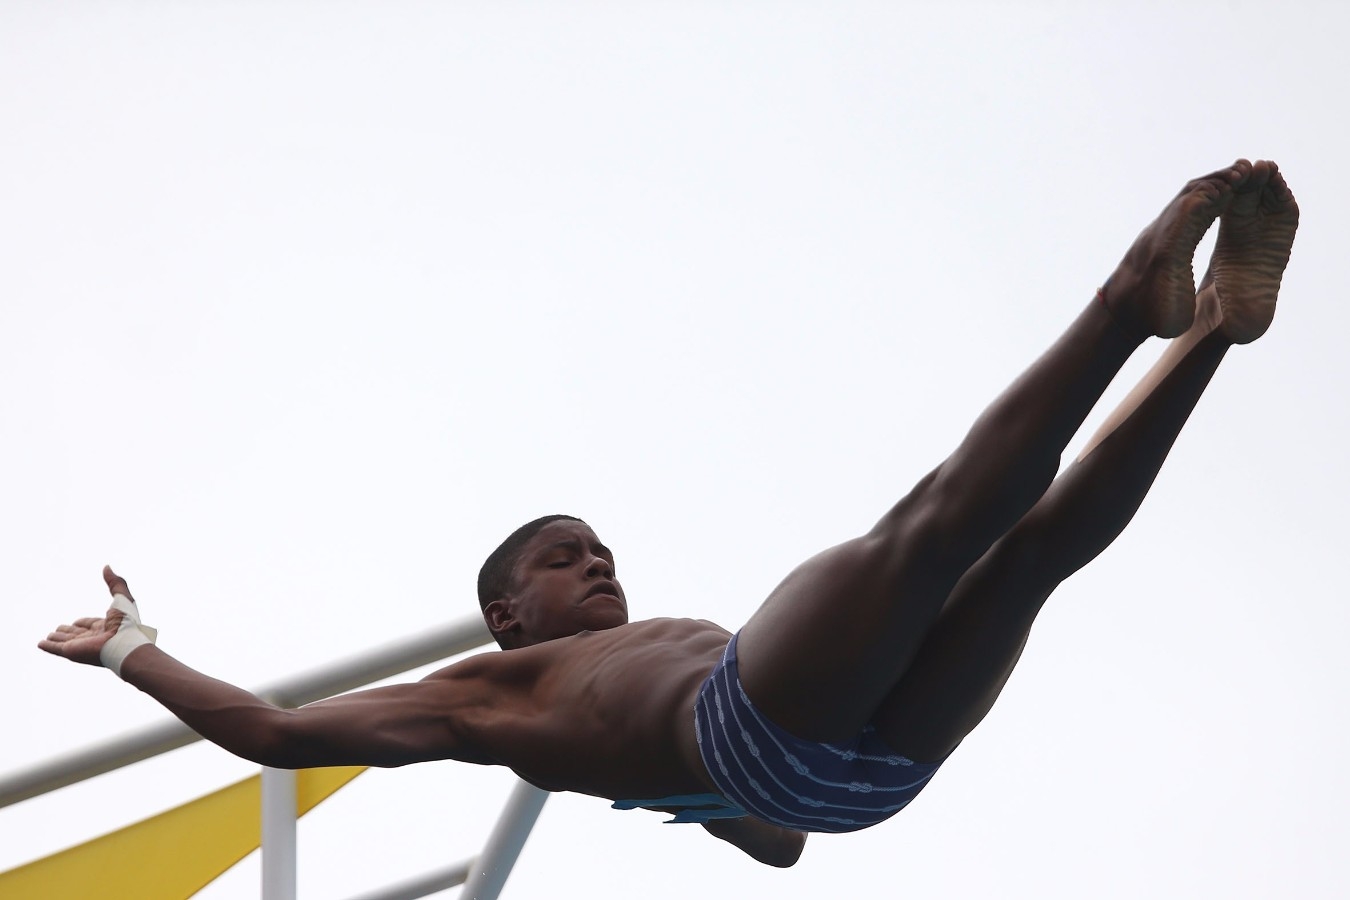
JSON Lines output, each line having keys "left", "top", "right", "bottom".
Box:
{"left": 261, "top": 767, "right": 299, "bottom": 899}
{"left": 2, "top": 615, "right": 549, "bottom": 900}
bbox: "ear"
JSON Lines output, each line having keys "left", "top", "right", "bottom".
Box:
{"left": 484, "top": 598, "right": 519, "bottom": 636}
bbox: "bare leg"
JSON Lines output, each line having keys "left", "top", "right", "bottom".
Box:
{"left": 736, "top": 162, "right": 1247, "bottom": 742}
{"left": 872, "top": 164, "right": 1299, "bottom": 761}
{"left": 873, "top": 291, "right": 1231, "bottom": 760}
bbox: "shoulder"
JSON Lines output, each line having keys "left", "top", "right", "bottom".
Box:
{"left": 419, "top": 648, "right": 524, "bottom": 685}
{"left": 418, "top": 640, "right": 578, "bottom": 691}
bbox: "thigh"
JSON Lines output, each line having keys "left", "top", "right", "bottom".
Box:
{"left": 735, "top": 481, "right": 971, "bottom": 742}
{"left": 871, "top": 535, "right": 1055, "bottom": 762}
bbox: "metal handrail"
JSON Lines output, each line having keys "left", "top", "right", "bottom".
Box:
{"left": 342, "top": 859, "right": 474, "bottom": 900}
{"left": 338, "top": 779, "right": 550, "bottom": 900}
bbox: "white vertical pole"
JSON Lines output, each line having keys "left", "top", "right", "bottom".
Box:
{"left": 261, "top": 767, "right": 298, "bottom": 900}
{"left": 460, "top": 781, "right": 549, "bottom": 900}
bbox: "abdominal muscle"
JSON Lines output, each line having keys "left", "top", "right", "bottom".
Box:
{"left": 465, "top": 617, "right": 733, "bottom": 802}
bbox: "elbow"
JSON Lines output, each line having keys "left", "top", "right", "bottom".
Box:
{"left": 236, "top": 709, "right": 310, "bottom": 769}
{"left": 762, "top": 833, "right": 806, "bottom": 868}
{"left": 704, "top": 817, "right": 807, "bottom": 867}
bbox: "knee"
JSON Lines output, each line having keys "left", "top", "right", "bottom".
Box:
{"left": 866, "top": 468, "right": 984, "bottom": 577}
{"left": 933, "top": 441, "right": 1062, "bottom": 532}
{"left": 978, "top": 521, "right": 1071, "bottom": 592}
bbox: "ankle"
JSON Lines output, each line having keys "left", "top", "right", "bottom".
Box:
{"left": 1095, "top": 279, "right": 1150, "bottom": 345}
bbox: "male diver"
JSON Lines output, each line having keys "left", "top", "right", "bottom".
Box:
{"left": 41, "top": 159, "right": 1298, "bottom": 867}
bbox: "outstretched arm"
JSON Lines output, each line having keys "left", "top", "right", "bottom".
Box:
{"left": 39, "top": 568, "right": 490, "bottom": 770}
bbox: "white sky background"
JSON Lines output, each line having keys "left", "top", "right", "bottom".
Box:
{"left": 2, "top": 2, "right": 1347, "bottom": 897}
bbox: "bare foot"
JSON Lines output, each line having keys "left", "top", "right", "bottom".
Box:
{"left": 1207, "top": 160, "right": 1299, "bottom": 344}
{"left": 1103, "top": 161, "right": 1247, "bottom": 339}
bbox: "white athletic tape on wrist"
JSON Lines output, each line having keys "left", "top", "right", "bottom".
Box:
{"left": 100, "top": 594, "right": 158, "bottom": 678}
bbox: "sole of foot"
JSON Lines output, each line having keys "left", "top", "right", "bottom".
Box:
{"left": 1207, "top": 160, "right": 1299, "bottom": 344}
{"left": 1105, "top": 161, "right": 1248, "bottom": 339}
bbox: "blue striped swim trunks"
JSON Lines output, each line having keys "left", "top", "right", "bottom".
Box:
{"left": 693, "top": 632, "right": 944, "bottom": 834}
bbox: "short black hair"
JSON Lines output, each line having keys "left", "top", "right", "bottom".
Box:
{"left": 477, "top": 514, "right": 585, "bottom": 615}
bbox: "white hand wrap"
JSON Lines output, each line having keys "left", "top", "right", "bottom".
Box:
{"left": 100, "top": 594, "right": 158, "bottom": 678}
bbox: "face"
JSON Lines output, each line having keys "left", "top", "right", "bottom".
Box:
{"left": 488, "top": 519, "right": 629, "bottom": 646}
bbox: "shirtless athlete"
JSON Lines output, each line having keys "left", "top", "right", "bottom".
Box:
{"left": 40, "top": 159, "right": 1298, "bottom": 867}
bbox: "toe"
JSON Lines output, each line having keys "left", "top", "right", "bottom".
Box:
{"left": 1182, "top": 164, "right": 1243, "bottom": 196}
{"left": 1267, "top": 167, "right": 1298, "bottom": 208}
{"left": 1243, "top": 160, "right": 1273, "bottom": 192}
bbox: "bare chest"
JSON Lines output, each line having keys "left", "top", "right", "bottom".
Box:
{"left": 470, "top": 619, "right": 730, "bottom": 800}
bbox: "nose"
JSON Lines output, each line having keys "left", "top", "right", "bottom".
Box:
{"left": 584, "top": 556, "right": 614, "bottom": 580}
